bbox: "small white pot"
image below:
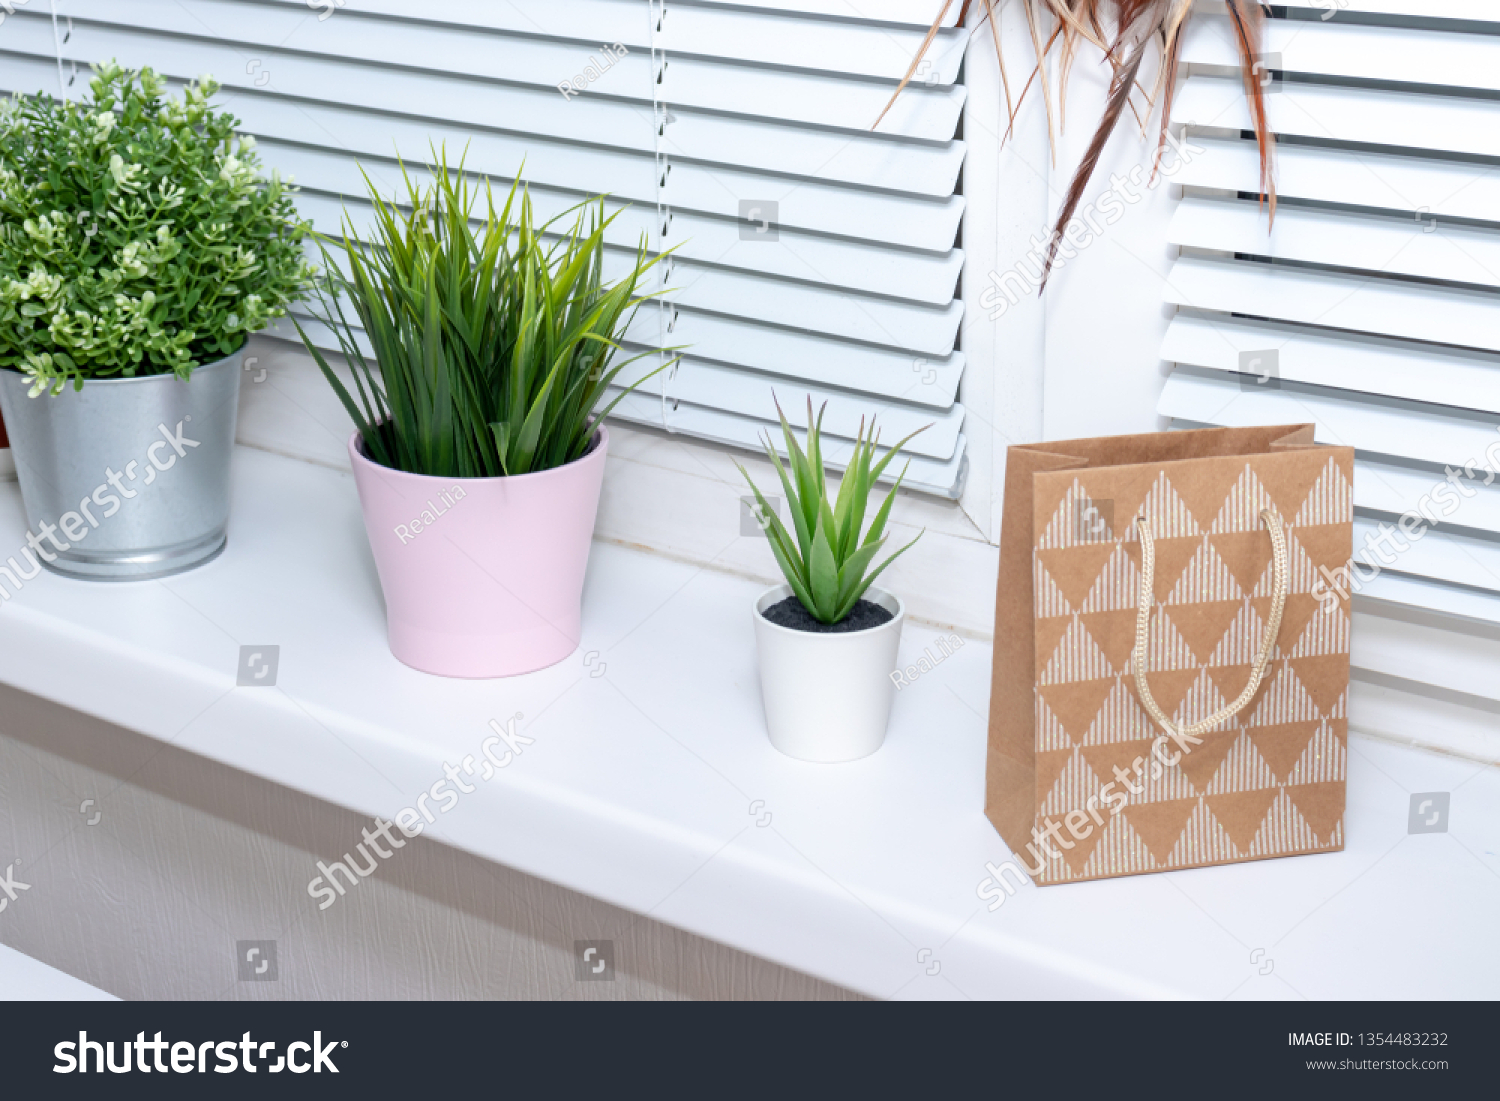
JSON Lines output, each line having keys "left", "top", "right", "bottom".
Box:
{"left": 752, "top": 584, "right": 905, "bottom": 763}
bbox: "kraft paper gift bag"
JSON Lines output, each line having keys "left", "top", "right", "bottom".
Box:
{"left": 986, "top": 424, "right": 1355, "bottom": 885}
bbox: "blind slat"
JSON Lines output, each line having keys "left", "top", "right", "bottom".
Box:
{"left": 1164, "top": 256, "right": 1500, "bottom": 353}
{"left": 292, "top": 192, "right": 964, "bottom": 309}
{"left": 606, "top": 362, "right": 966, "bottom": 460}
{"left": 604, "top": 390, "right": 968, "bottom": 496}
{"left": 1276, "top": 1, "right": 1498, "bottom": 21}
{"left": 283, "top": 297, "right": 966, "bottom": 411}
{"left": 618, "top": 314, "right": 963, "bottom": 404}
{"left": 1182, "top": 12, "right": 1500, "bottom": 92}
{"left": 1173, "top": 74, "right": 1500, "bottom": 159}
{"left": 17, "top": 0, "right": 971, "bottom": 495}
{"left": 244, "top": 130, "right": 964, "bottom": 253}
{"left": 1159, "top": 368, "right": 1500, "bottom": 480}
{"left": 71, "top": 0, "right": 968, "bottom": 84}
{"left": 1168, "top": 7, "right": 1500, "bottom": 615}
{"left": 1169, "top": 195, "right": 1500, "bottom": 290}
{"left": 1358, "top": 458, "right": 1500, "bottom": 536}
{"left": 1175, "top": 135, "right": 1500, "bottom": 225}
{"left": 14, "top": 17, "right": 965, "bottom": 197}
{"left": 690, "top": 0, "right": 963, "bottom": 26}
{"left": 1162, "top": 312, "right": 1500, "bottom": 416}
{"left": 306, "top": 208, "right": 964, "bottom": 356}
{"left": 1352, "top": 519, "right": 1500, "bottom": 595}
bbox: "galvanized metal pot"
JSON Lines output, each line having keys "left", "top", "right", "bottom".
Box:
{"left": 0, "top": 348, "right": 242, "bottom": 580}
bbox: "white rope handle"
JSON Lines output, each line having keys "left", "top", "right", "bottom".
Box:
{"left": 1132, "top": 509, "right": 1289, "bottom": 739}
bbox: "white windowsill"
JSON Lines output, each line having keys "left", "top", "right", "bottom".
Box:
{"left": 0, "top": 446, "right": 1494, "bottom": 999}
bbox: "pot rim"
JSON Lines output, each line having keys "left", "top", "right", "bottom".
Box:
{"left": 753, "top": 581, "right": 905, "bottom": 639}
{"left": 348, "top": 424, "right": 609, "bottom": 486}
{"left": 0, "top": 340, "right": 246, "bottom": 387}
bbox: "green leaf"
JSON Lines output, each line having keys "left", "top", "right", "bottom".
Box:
{"left": 490, "top": 420, "right": 513, "bottom": 473}
{"left": 736, "top": 461, "right": 807, "bottom": 588}
{"left": 829, "top": 415, "right": 868, "bottom": 558}
{"left": 734, "top": 403, "right": 931, "bottom": 625}
{"left": 280, "top": 151, "right": 670, "bottom": 478}
{"left": 769, "top": 536, "right": 818, "bottom": 616}
{"left": 758, "top": 433, "right": 810, "bottom": 561}
{"left": 293, "top": 318, "right": 387, "bottom": 466}
{"left": 775, "top": 398, "right": 820, "bottom": 543}
{"left": 0, "top": 66, "right": 314, "bottom": 382}
{"left": 807, "top": 520, "right": 840, "bottom": 623}
{"left": 833, "top": 538, "right": 885, "bottom": 610}
{"left": 834, "top": 530, "right": 922, "bottom": 622}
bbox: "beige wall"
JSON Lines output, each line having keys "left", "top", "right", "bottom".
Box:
{"left": 0, "top": 683, "right": 858, "bottom": 1000}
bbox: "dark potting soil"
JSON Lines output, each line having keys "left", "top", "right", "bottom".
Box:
{"left": 761, "top": 595, "right": 894, "bottom": 634}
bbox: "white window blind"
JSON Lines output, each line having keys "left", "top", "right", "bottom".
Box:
{"left": 1159, "top": 1, "right": 1500, "bottom": 618}
{"left": 2, "top": 0, "right": 970, "bottom": 495}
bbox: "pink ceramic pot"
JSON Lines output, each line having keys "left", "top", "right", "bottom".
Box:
{"left": 348, "top": 428, "right": 608, "bottom": 678}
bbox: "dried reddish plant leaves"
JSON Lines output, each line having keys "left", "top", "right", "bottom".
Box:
{"left": 876, "top": 1, "right": 1277, "bottom": 288}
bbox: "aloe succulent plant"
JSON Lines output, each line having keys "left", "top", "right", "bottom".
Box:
{"left": 738, "top": 398, "right": 926, "bottom": 626}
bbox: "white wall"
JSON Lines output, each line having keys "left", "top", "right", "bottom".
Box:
{"left": 956, "top": 0, "right": 1051, "bottom": 545}
{"left": 1039, "top": 39, "right": 1179, "bottom": 442}
{"left": 957, "top": 11, "right": 1182, "bottom": 534}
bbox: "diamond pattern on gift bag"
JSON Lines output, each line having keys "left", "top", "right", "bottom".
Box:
{"left": 1028, "top": 451, "right": 1353, "bottom": 884}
